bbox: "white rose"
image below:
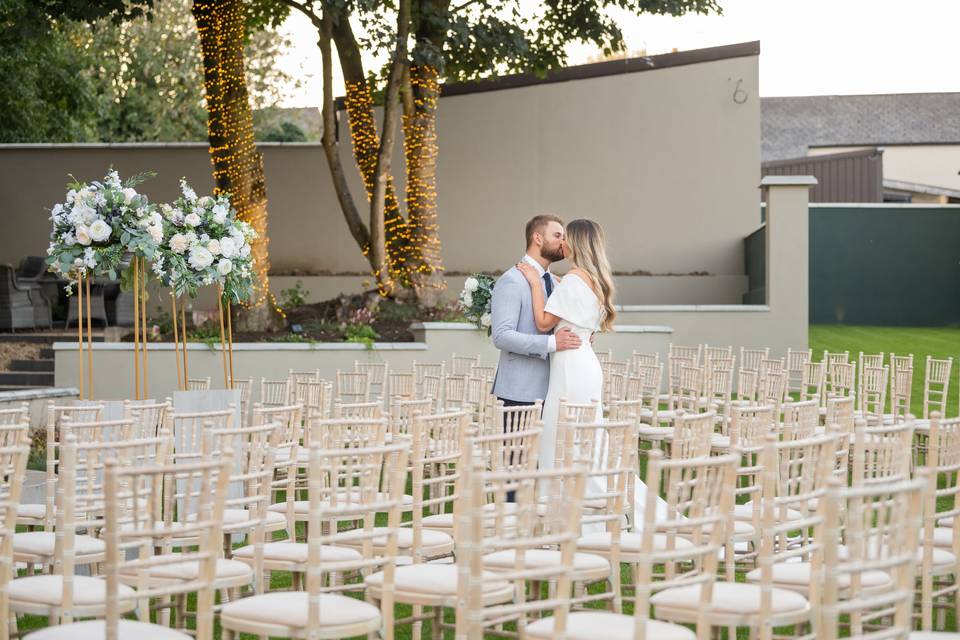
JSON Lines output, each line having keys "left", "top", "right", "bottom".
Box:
{"left": 88, "top": 219, "right": 112, "bottom": 242}
{"left": 188, "top": 246, "right": 214, "bottom": 270}
{"left": 462, "top": 292, "right": 473, "bottom": 307}
{"left": 198, "top": 196, "right": 214, "bottom": 208}
{"left": 206, "top": 239, "right": 221, "bottom": 255}
{"left": 148, "top": 224, "right": 163, "bottom": 244}
{"left": 72, "top": 202, "right": 96, "bottom": 225}
{"left": 218, "top": 236, "right": 237, "bottom": 258}
{"left": 150, "top": 211, "right": 163, "bottom": 227}
{"left": 75, "top": 225, "right": 92, "bottom": 246}
{"left": 184, "top": 213, "right": 201, "bottom": 227}
{"left": 61, "top": 232, "right": 76, "bottom": 247}
{"left": 216, "top": 258, "right": 233, "bottom": 275}
{"left": 463, "top": 277, "right": 479, "bottom": 292}
{"left": 480, "top": 313, "right": 492, "bottom": 328}
{"left": 122, "top": 187, "right": 137, "bottom": 204}
{"left": 169, "top": 233, "right": 189, "bottom": 254}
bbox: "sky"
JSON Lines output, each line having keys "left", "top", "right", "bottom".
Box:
{"left": 273, "top": 0, "right": 960, "bottom": 108}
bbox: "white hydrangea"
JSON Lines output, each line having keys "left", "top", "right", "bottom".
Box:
{"left": 188, "top": 246, "right": 214, "bottom": 270}
{"left": 462, "top": 291, "right": 473, "bottom": 307}
{"left": 463, "top": 277, "right": 479, "bottom": 292}
{"left": 211, "top": 204, "right": 228, "bottom": 224}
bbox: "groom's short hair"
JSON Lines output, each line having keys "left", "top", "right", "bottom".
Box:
{"left": 525, "top": 214, "right": 564, "bottom": 248}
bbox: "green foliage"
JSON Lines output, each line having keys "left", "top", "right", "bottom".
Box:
{"left": 279, "top": 280, "right": 310, "bottom": 310}
{"left": 344, "top": 323, "right": 380, "bottom": 348}
{"left": 256, "top": 120, "right": 308, "bottom": 142}
{"left": 0, "top": 0, "right": 297, "bottom": 143}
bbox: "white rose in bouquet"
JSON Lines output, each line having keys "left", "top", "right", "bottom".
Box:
{"left": 184, "top": 212, "right": 201, "bottom": 227}
{"left": 188, "top": 246, "right": 214, "bottom": 270}
{"left": 462, "top": 291, "right": 473, "bottom": 307}
{"left": 464, "top": 276, "right": 479, "bottom": 292}
{"left": 122, "top": 187, "right": 138, "bottom": 204}
{"left": 169, "top": 233, "right": 189, "bottom": 254}
{"left": 198, "top": 196, "right": 215, "bottom": 208}
{"left": 147, "top": 224, "right": 163, "bottom": 244}
{"left": 207, "top": 239, "right": 221, "bottom": 255}
{"left": 88, "top": 219, "right": 112, "bottom": 243}
{"left": 218, "top": 236, "right": 237, "bottom": 258}
{"left": 75, "top": 225, "right": 92, "bottom": 246}
{"left": 239, "top": 243, "right": 250, "bottom": 257}
{"left": 480, "top": 312, "right": 492, "bottom": 328}
{"left": 216, "top": 258, "right": 233, "bottom": 275}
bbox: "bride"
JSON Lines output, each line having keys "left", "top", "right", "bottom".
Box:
{"left": 516, "top": 218, "right": 667, "bottom": 526}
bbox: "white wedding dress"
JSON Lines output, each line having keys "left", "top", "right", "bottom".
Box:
{"left": 538, "top": 274, "right": 668, "bottom": 529}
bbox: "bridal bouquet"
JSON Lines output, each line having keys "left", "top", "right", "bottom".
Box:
{"left": 155, "top": 179, "right": 257, "bottom": 302}
{"left": 458, "top": 274, "right": 496, "bottom": 332}
{"left": 46, "top": 169, "right": 161, "bottom": 284}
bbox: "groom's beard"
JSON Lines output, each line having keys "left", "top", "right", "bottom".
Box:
{"left": 540, "top": 246, "right": 565, "bottom": 263}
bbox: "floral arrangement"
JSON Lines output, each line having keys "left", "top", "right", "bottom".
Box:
{"left": 155, "top": 179, "right": 257, "bottom": 303}
{"left": 46, "top": 169, "right": 161, "bottom": 287}
{"left": 457, "top": 274, "right": 496, "bottom": 332}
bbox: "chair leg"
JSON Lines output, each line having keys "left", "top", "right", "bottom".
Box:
{"left": 413, "top": 604, "right": 423, "bottom": 640}
{"left": 431, "top": 606, "right": 442, "bottom": 640}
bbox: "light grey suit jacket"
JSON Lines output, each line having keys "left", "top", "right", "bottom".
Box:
{"left": 490, "top": 266, "right": 553, "bottom": 403}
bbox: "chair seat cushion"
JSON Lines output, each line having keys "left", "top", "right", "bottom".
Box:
{"left": 14, "top": 531, "right": 104, "bottom": 557}
{"left": 526, "top": 611, "right": 696, "bottom": 640}
{"left": 365, "top": 563, "right": 510, "bottom": 599}
{"left": 924, "top": 527, "right": 954, "bottom": 548}
{"left": 121, "top": 557, "right": 252, "bottom": 581}
{"left": 650, "top": 581, "right": 809, "bottom": 615}
{"left": 335, "top": 527, "right": 454, "bottom": 554}
{"left": 732, "top": 503, "right": 804, "bottom": 522}
{"left": 221, "top": 591, "right": 380, "bottom": 632}
{"left": 16, "top": 504, "right": 46, "bottom": 520}
{"left": 210, "top": 509, "right": 286, "bottom": 527}
{"left": 745, "top": 562, "right": 891, "bottom": 589}
{"left": 577, "top": 532, "right": 694, "bottom": 554}
{"left": 25, "top": 620, "right": 191, "bottom": 640}
{"left": 232, "top": 542, "right": 361, "bottom": 564}
{"left": 482, "top": 549, "right": 610, "bottom": 575}
{"left": 9, "top": 575, "right": 136, "bottom": 608}
{"left": 268, "top": 492, "right": 414, "bottom": 515}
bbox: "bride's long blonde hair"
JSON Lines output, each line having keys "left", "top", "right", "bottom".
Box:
{"left": 565, "top": 219, "right": 616, "bottom": 331}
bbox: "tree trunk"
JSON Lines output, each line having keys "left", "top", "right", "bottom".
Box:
{"left": 192, "top": 0, "right": 276, "bottom": 330}
{"left": 369, "top": 0, "right": 410, "bottom": 296}
{"left": 404, "top": 0, "right": 451, "bottom": 306}
{"left": 328, "top": 10, "right": 417, "bottom": 288}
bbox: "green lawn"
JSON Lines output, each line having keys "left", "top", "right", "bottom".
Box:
{"left": 810, "top": 325, "right": 960, "bottom": 418}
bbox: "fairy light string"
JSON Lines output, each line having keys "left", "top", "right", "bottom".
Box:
{"left": 194, "top": 0, "right": 281, "bottom": 316}
{"left": 403, "top": 65, "right": 444, "bottom": 291}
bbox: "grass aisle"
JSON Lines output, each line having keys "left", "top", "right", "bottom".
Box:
{"left": 810, "top": 325, "right": 960, "bottom": 418}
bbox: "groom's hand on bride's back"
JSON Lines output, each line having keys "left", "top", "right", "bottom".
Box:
{"left": 555, "top": 327, "right": 581, "bottom": 351}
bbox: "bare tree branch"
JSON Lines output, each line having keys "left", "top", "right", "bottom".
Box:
{"left": 319, "top": 11, "right": 371, "bottom": 256}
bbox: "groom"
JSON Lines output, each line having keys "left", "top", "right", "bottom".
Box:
{"left": 490, "top": 214, "right": 582, "bottom": 407}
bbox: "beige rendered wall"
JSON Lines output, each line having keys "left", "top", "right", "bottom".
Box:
{"left": 0, "top": 51, "right": 760, "bottom": 287}
{"left": 809, "top": 144, "right": 960, "bottom": 192}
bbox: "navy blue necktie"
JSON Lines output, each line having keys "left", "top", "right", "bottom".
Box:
{"left": 543, "top": 271, "right": 553, "bottom": 297}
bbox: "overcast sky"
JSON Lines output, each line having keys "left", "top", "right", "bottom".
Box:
{"left": 274, "top": 0, "right": 960, "bottom": 107}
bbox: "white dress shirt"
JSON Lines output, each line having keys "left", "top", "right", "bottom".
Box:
{"left": 522, "top": 254, "right": 557, "bottom": 353}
